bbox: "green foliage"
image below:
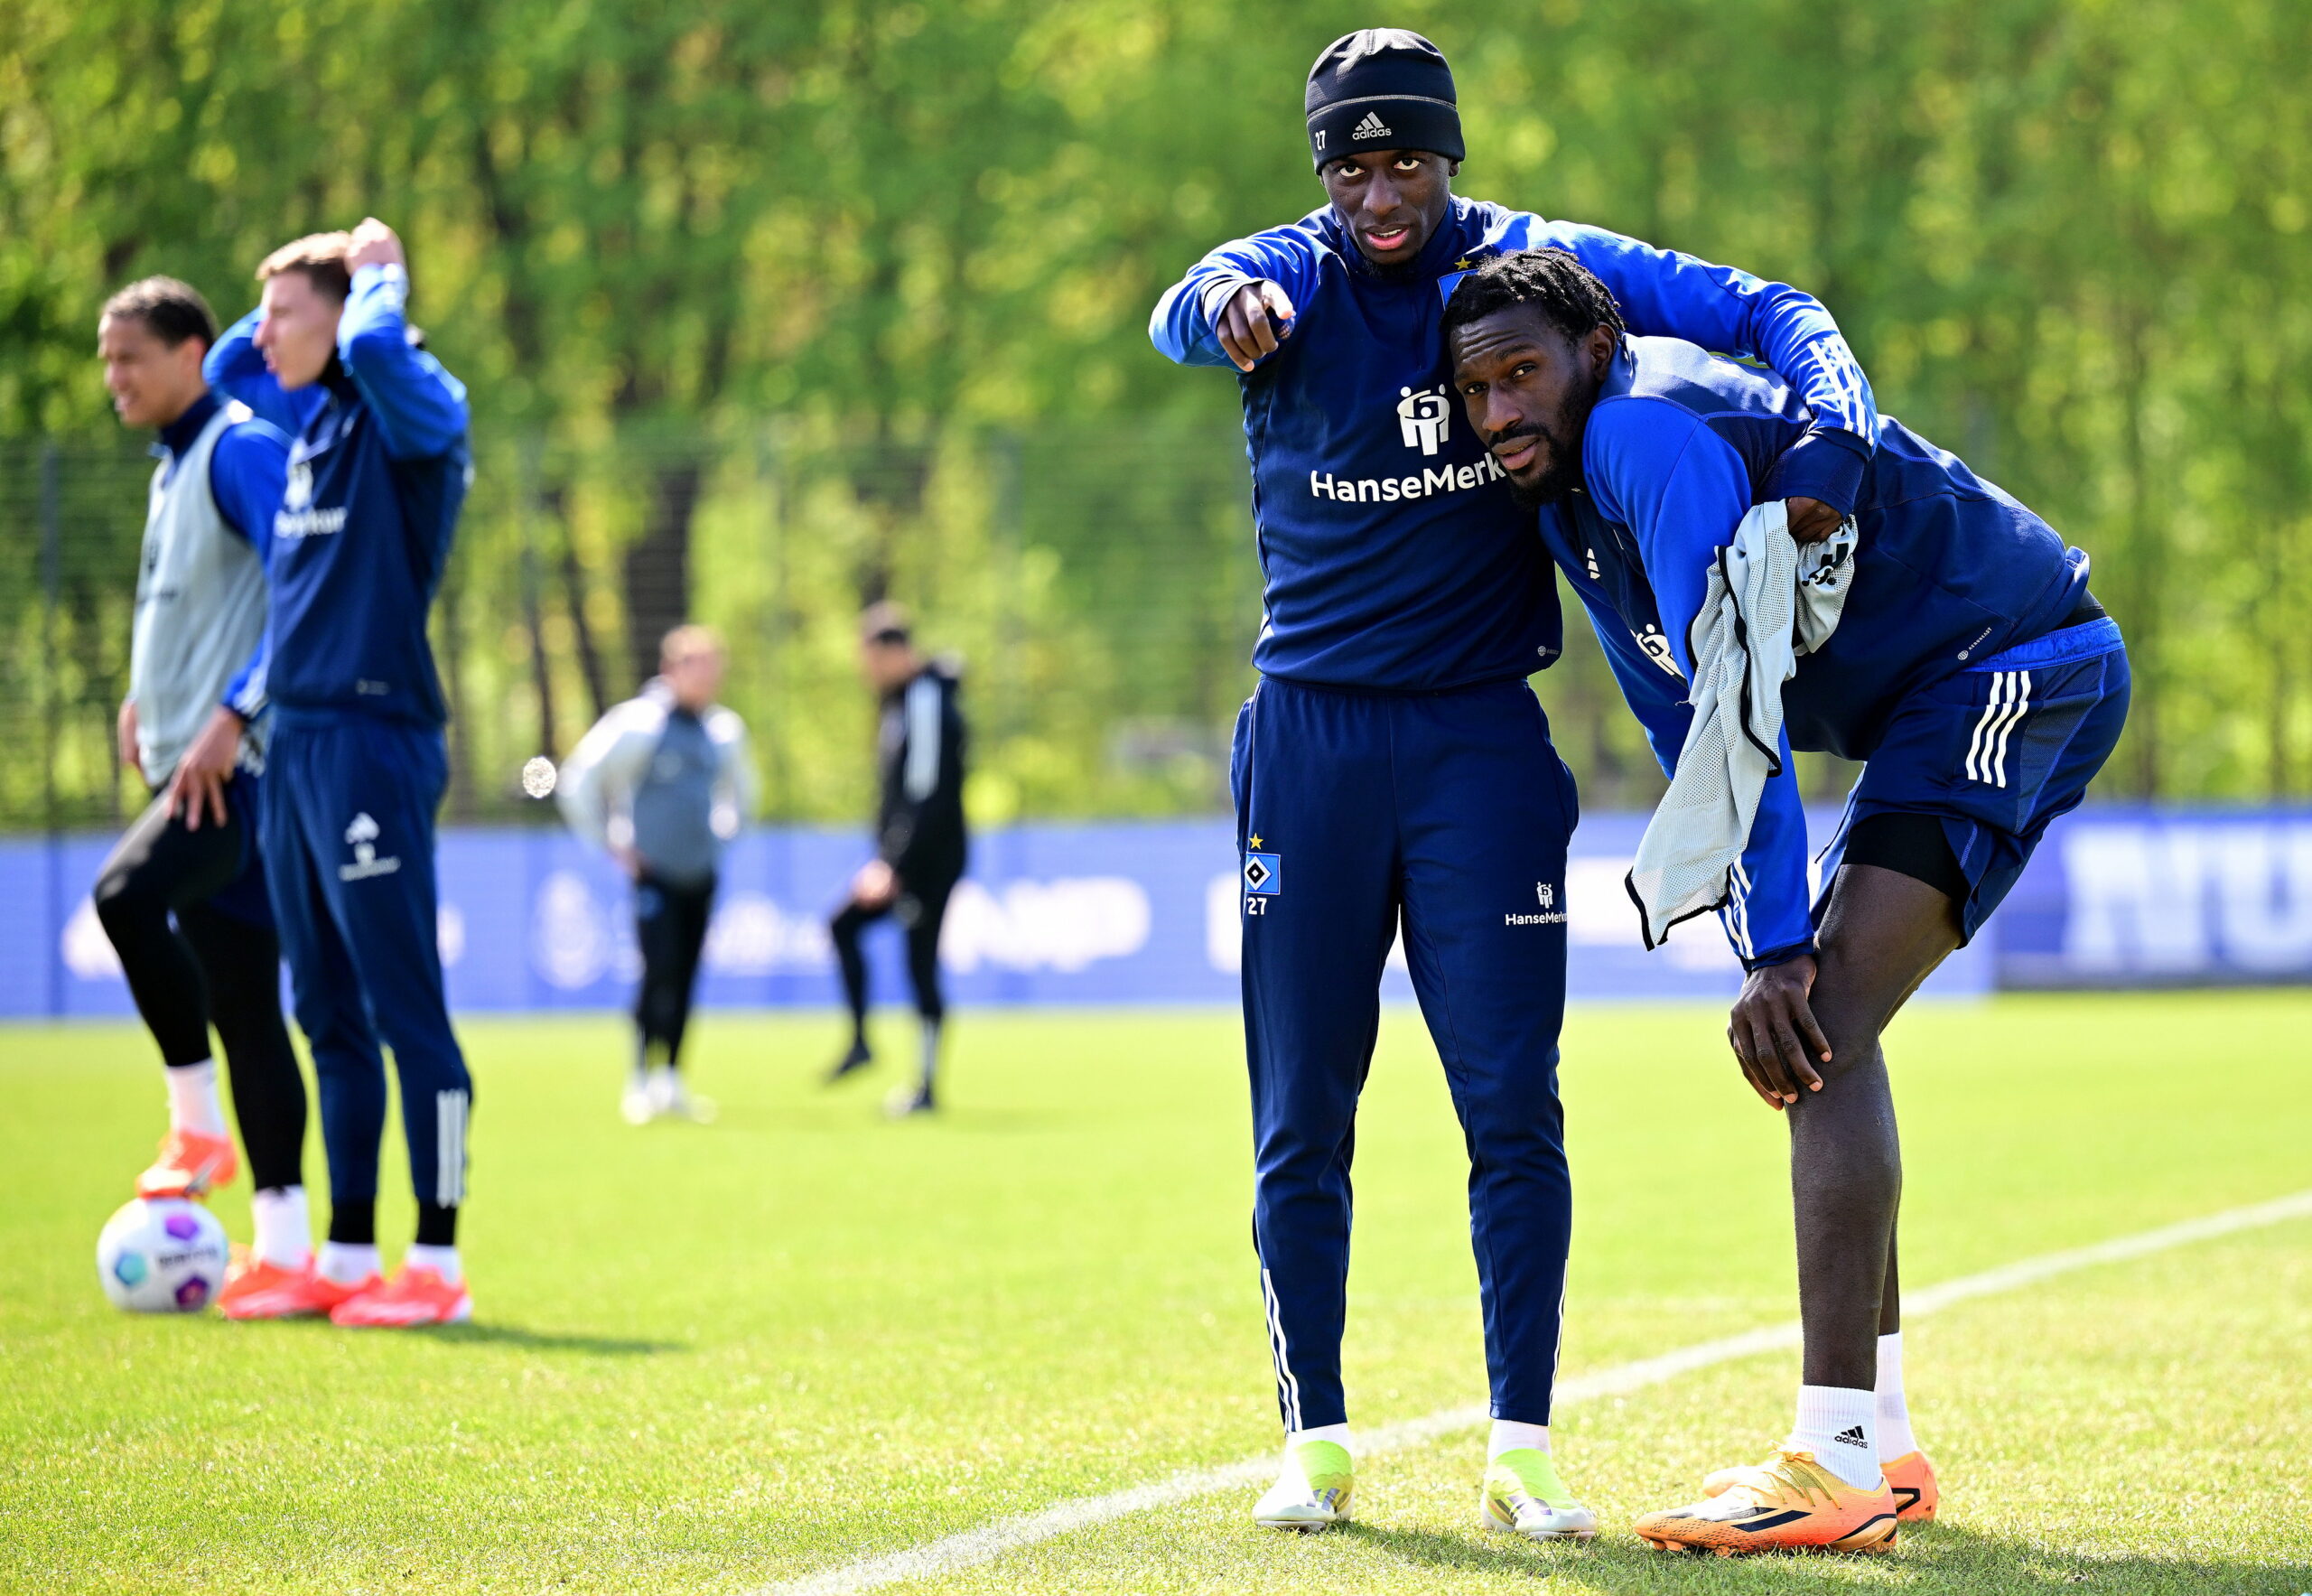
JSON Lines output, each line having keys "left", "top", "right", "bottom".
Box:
{"left": 4, "top": 0, "right": 2308, "bottom": 820}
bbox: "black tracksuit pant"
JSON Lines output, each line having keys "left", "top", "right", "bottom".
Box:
{"left": 92, "top": 782, "right": 306, "bottom": 1192}
{"left": 829, "top": 875, "right": 956, "bottom": 1037}
{"left": 636, "top": 873, "right": 716, "bottom": 1067}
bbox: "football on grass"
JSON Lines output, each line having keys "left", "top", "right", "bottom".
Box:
{"left": 96, "top": 1199, "right": 228, "bottom": 1312}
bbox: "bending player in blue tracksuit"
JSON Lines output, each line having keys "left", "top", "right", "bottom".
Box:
{"left": 201, "top": 219, "right": 479, "bottom": 1328}
{"left": 1151, "top": 29, "right": 1883, "bottom": 1536}
{"left": 1444, "top": 248, "right": 2127, "bottom": 1554}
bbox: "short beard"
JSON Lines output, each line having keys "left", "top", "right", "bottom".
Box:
{"left": 1504, "top": 387, "right": 1598, "bottom": 509}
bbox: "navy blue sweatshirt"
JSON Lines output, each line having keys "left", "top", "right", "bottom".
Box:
{"left": 1151, "top": 199, "right": 1879, "bottom": 691}
{"left": 206, "top": 264, "right": 471, "bottom": 726}
{"left": 1543, "top": 335, "right": 2091, "bottom": 963}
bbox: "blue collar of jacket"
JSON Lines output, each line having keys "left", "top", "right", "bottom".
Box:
{"left": 153, "top": 388, "right": 224, "bottom": 470}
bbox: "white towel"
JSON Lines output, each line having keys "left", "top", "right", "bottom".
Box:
{"left": 1627, "top": 500, "right": 1857, "bottom": 950}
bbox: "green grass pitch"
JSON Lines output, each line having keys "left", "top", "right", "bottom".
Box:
{"left": 3, "top": 994, "right": 2308, "bottom": 1593}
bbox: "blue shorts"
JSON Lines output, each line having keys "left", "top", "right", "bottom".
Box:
{"left": 1820, "top": 618, "right": 2130, "bottom": 943}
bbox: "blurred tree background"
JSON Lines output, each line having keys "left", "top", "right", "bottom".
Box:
{"left": 2, "top": 0, "right": 2307, "bottom": 828}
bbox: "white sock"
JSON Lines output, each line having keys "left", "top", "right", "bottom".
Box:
{"left": 1487, "top": 1419, "right": 1551, "bottom": 1460}
{"left": 164, "top": 1059, "right": 228, "bottom": 1136}
{"left": 1790, "top": 1385, "right": 1879, "bottom": 1489}
{"left": 405, "top": 1243, "right": 462, "bottom": 1283}
{"left": 249, "top": 1187, "right": 312, "bottom": 1270}
{"left": 919, "top": 1020, "right": 941, "bottom": 1090}
{"left": 317, "top": 1241, "right": 381, "bottom": 1285}
{"left": 1876, "top": 1331, "right": 1919, "bottom": 1460}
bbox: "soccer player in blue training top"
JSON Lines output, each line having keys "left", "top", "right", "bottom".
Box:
{"left": 91, "top": 276, "right": 314, "bottom": 1305}
{"left": 200, "top": 219, "right": 479, "bottom": 1328}
{"left": 1151, "top": 28, "right": 1882, "bottom": 1537}
{"left": 1444, "top": 247, "right": 2128, "bottom": 1554}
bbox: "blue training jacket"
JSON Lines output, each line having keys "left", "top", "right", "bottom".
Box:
{"left": 1151, "top": 199, "right": 1880, "bottom": 692}
{"left": 206, "top": 265, "right": 471, "bottom": 728}
{"left": 1543, "top": 335, "right": 2091, "bottom": 966}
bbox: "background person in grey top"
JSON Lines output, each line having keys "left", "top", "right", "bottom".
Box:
{"left": 89, "top": 276, "right": 313, "bottom": 1287}
{"left": 558, "top": 625, "right": 756, "bottom": 1125}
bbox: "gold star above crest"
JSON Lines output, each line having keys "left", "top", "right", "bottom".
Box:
{"left": 1454, "top": 257, "right": 1474, "bottom": 270}
{"left": 1248, "top": 835, "right": 1263, "bottom": 850}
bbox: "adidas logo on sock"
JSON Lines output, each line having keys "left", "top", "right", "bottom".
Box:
{"left": 1352, "top": 111, "right": 1393, "bottom": 141}
{"left": 1832, "top": 1424, "right": 1870, "bottom": 1448}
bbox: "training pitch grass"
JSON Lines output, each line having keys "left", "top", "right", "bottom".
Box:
{"left": 2, "top": 994, "right": 2307, "bottom": 1593}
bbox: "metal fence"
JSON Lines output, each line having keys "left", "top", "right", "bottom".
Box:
{"left": 1, "top": 419, "right": 1726, "bottom": 838}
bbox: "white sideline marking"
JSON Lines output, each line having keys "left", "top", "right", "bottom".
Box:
{"left": 758, "top": 1190, "right": 2312, "bottom": 1595}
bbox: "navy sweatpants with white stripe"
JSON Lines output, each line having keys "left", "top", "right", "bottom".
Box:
{"left": 1231, "top": 676, "right": 1577, "bottom": 1433}
{"left": 263, "top": 710, "right": 471, "bottom": 1215}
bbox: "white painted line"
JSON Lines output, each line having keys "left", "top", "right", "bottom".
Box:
{"left": 757, "top": 1189, "right": 2312, "bottom": 1596}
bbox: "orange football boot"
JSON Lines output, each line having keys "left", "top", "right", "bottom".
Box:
{"left": 135, "top": 1127, "right": 238, "bottom": 1199}
{"left": 329, "top": 1265, "right": 472, "bottom": 1327}
{"left": 218, "top": 1261, "right": 379, "bottom": 1321}
{"left": 1636, "top": 1448, "right": 1899, "bottom": 1556}
{"left": 216, "top": 1255, "right": 315, "bottom": 1318}
{"left": 1704, "top": 1446, "right": 1939, "bottom": 1523}
{"left": 1882, "top": 1451, "right": 1939, "bottom": 1521}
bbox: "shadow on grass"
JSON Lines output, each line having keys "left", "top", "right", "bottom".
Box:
{"left": 1339, "top": 1518, "right": 2311, "bottom": 1592}
{"left": 423, "top": 1322, "right": 685, "bottom": 1356}
{"left": 710, "top": 1102, "right": 1078, "bottom": 1135}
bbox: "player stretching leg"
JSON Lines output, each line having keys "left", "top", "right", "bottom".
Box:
{"left": 1151, "top": 30, "right": 1884, "bottom": 1537}
{"left": 200, "top": 220, "right": 479, "bottom": 1328}
{"left": 91, "top": 277, "right": 313, "bottom": 1298}
{"left": 557, "top": 625, "right": 755, "bottom": 1124}
{"left": 1446, "top": 249, "right": 2128, "bottom": 1554}
{"left": 825, "top": 604, "right": 966, "bottom": 1118}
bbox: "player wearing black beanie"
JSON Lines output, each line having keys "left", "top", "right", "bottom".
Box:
{"left": 1151, "top": 25, "right": 1888, "bottom": 1545}
{"left": 1302, "top": 27, "right": 1465, "bottom": 170}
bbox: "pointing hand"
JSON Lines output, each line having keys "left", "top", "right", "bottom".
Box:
{"left": 1217, "top": 281, "right": 1297, "bottom": 373}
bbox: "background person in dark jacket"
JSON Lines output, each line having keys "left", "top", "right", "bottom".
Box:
{"left": 825, "top": 602, "right": 966, "bottom": 1116}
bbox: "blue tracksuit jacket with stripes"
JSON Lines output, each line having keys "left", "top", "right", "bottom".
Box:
{"left": 1543, "top": 336, "right": 2090, "bottom": 965}
{"left": 1151, "top": 198, "right": 1880, "bottom": 692}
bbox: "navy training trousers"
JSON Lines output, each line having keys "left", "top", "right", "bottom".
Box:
{"left": 263, "top": 710, "right": 471, "bottom": 1218}
{"left": 1231, "top": 675, "right": 1577, "bottom": 1433}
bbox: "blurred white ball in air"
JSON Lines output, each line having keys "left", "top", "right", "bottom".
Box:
{"left": 521, "top": 756, "right": 558, "bottom": 798}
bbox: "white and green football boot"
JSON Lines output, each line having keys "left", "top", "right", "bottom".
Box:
{"left": 1252, "top": 1437, "right": 1353, "bottom": 1532}
{"left": 1480, "top": 1448, "right": 1597, "bottom": 1541}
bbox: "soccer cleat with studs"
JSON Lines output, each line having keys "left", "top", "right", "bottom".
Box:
{"left": 1636, "top": 1447, "right": 1898, "bottom": 1556}
{"left": 135, "top": 1128, "right": 238, "bottom": 1200}
{"left": 1702, "top": 1445, "right": 1939, "bottom": 1523}
{"left": 1253, "top": 1438, "right": 1353, "bottom": 1532}
{"left": 329, "top": 1265, "right": 472, "bottom": 1327}
{"left": 1479, "top": 1448, "right": 1597, "bottom": 1541}
{"left": 217, "top": 1261, "right": 379, "bottom": 1321}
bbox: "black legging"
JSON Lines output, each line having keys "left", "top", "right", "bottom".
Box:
{"left": 636, "top": 873, "right": 716, "bottom": 1067}
{"left": 93, "top": 790, "right": 307, "bottom": 1192}
{"left": 830, "top": 878, "right": 954, "bottom": 1039}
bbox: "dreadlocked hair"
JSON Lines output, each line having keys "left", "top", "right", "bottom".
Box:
{"left": 1441, "top": 247, "right": 1627, "bottom": 344}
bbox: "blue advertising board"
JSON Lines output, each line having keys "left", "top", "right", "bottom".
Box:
{"left": 0, "top": 809, "right": 2042, "bottom": 1019}
{"left": 16, "top": 806, "right": 2312, "bottom": 1017}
